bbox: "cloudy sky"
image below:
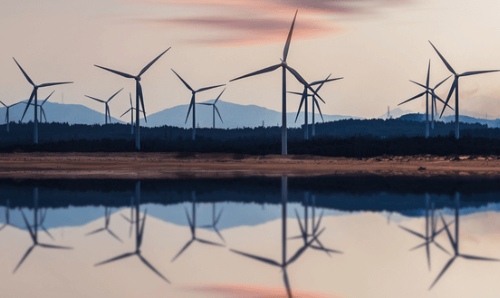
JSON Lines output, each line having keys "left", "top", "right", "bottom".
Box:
{"left": 1, "top": 0, "right": 500, "bottom": 119}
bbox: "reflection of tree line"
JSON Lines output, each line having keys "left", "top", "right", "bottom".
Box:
{"left": 3, "top": 179, "right": 340, "bottom": 297}
{"left": 399, "top": 192, "right": 499, "bottom": 290}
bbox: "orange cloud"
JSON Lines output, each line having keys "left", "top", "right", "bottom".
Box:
{"left": 186, "top": 284, "right": 339, "bottom": 298}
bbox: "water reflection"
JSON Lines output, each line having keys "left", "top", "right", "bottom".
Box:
{"left": 171, "top": 191, "right": 225, "bottom": 262}
{"left": 14, "top": 188, "right": 72, "bottom": 273}
{"left": 200, "top": 203, "right": 225, "bottom": 243}
{"left": 429, "top": 192, "right": 500, "bottom": 290}
{"left": 86, "top": 207, "right": 122, "bottom": 242}
{"left": 0, "top": 199, "right": 14, "bottom": 231}
{"left": 95, "top": 182, "right": 170, "bottom": 283}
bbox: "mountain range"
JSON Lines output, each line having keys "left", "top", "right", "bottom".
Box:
{"left": 1, "top": 100, "right": 499, "bottom": 128}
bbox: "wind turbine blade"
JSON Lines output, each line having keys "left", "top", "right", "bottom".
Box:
{"left": 21, "top": 90, "right": 35, "bottom": 121}
{"left": 460, "top": 254, "right": 500, "bottom": 262}
{"left": 13, "top": 246, "right": 35, "bottom": 273}
{"left": 433, "top": 241, "right": 450, "bottom": 255}
{"left": 440, "top": 214, "right": 457, "bottom": 253}
{"left": 41, "top": 107, "right": 47, "bottom": 122}
{"left": 294, "top": 93, "right": 306, "bottom": 123}
{"left": 313, "top": 97, "right": 324, "bottom": 122}
{"left": 138, "top": 255, "right": 171, "bottom": 283}
{"left": 13, "top": 58, "right": 35, "bottom": 86}
{"left": 283, "top": 10, "right": 298, "bottom": 62}
{"left": 215, "top": 106, "right": 223, "bottom": 123}
{"left": 41, "top": 90, "right": 55, "bottom": 106}
{"left": 20, "top": 210, "right": 35, "bottom": 242}
{"left": 41, "top": 225, "right": 54, "bottom": 240}
{"left": 434, "top": 94, "right": 453, "bottom": 110}
{"left": 428, "top": 41, "right": 456, "bottom": 75}
{"left": 399, "top": 225, "right": 426, "bottom": 239}
{"left": 434, "top": 75, "right": 451, "bottom": 89}
{"left": 0, "top": 100, "right": 6, "bottom": 108}
{"left": 460, "top": 70, "right": 500, "bottom": 77}
{"left": 314, "top": 74, "right": 332, "bottom": 92}
{"left": 198, "top": 103, "right": 212, "bottom": 106}
{"left": 185, "top": 96, "right": 195, "bottom": 124}
{"left": 287, "top": 91, "right": 304, "bottom": 96}
{"left": 38, "top": 82, "right": 72, "bottom": 88}
{"left": 86, "top": 228, "right": 106, "bottom": 236}
{"left": 428, "top": 257, "right": 456, "bottom": 290}
{"left": 214, "top": 228, "right": 225, "bottom": 243}
{"left": 85, "top": 95, "right": 105, "bottom": 103}
{"left": 214, "top": 88, "right": 226, "bottom": 104}
{"left": 137, "top": 82, "right": 147, "bottom": 121}
{"left": 398, "top": 91, "right": 426, "bottom": 106}
{"left": 439, "top": 79, "right": 457, "bottom": 118}
{"left": 312, "top": 77, "right": 343, "bottom": 89}
{"left": 120, "top": 108, "right": 132, "bottom": 118}
{"left": 426, "top": 59, "right": 431, "bottom": 87}
{"left": 95, "top": 252, "right": 135, "bottom": 266}
{"left": 286, "top": 65, "right": 325, "bottom": 103}
{"left": 197, "top": 83, "right": 225, "bottom": 93}
{"left": 95, "top": 65, "right": 135, "bottom": 79}
{"left": 107, "top": 87, "right": 124, "bottom": 103}
{"left": 171, "top": 240, "right": 194, "bottom": 262}
{"left": 230, "top": 64, "right": 281, "bottom": 82}
{"left": 138, "top": 47, "right": 171, "bottom": 77}
{"left": 410, "top": 80, "right": 428, "bottom": 90}
{"left": 171, "top": 69, "right": 194, "bottom": 92}
{"left": 196, "top": 238, "right": 225, "bottom": 247}
{"left": 294, "top": 209, "right": 305, "bottom": 235}
{"left": 283, "top": 269, "right": 292, "bottom": 298}
{"left": 410, "top": 241, "right": 428, "bottom": 251}
{"left": 310, "top": 74, "right": 331, "bottom": 86}
{"left": 230, "top": 249, "right": 281, "bottom": 267}
{"left": 38, "top": 243, "right": 72, "bottom": 250}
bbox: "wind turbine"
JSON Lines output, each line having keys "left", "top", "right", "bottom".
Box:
{"left": 429, "top": 41, "right": 500, "bottom": 139}
{"left": 85, "top": 88, "right": 123, "bottom": 125}
{"left": 200, "top": 203, "right": 225, "bottom": 242}
{"left": 13, "top": 188, "right": 72, "bottom": 273}
{"left": 13, "top": 58, "right": 72, "bottom": 144}
{"left": 0, "top": 100, "right": 22, "bottom": 132}
{"left": 95, "top": 48, "right": 170, "bottom": 150}
{"left": 230, "top": 177, "right": 323, "bottom": 298}
{"left": 197, "top": 88, "right": 226, "bottom": 129}
{"left": 171, "top": 191, "right": 225, "bottom": 262}
{"left": 429, "top": 192, "right": 499, "bottom": 290}
{"left": 86, "top": 207, "right": 122, "bottom": 242}
{"left": 120, "top": 93, "right": 140, "bottom": 134}
{"left": 398, "top": 60, "right": 452, "bottom": 138}
{"left": 96, "top": 181, "right": 170, "bottom": 283}
{"left": 289, "top": 74, "right": 343, "bottom": 140}
{"left": 29, "top": 91, "right": 55, "bottom": 124}
{"left": 171, "top": 69, "right": 225, "bottom": 140}
{"left": 230, "top": 10, "right": 323, "bottom": 155}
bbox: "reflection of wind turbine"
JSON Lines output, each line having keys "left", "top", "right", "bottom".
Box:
{"left": 200, "top": 202, "right": 225, "bottom": 242}
{"left": 121, "top": 196, "right": 140, "bottom": 238}
{"left": 197, "top": 88, "right": 226, "bottom": 129}
{"left": 290, "top": 192, "right": 342, "bottom": 255}
{"left": 96, "top": 182, "right": 169, "bottom": 283}
{"left": 86, "top": 207, "right": 122, "bottom": 242}
{"left": 120, "top": 93, "right": 140, "bottom": 135}
{"left": 0, "top": 100, "right": 22, "bottom": 132}
{"left": 95, "top": 48, "right": 170, "bottom": 150}
{"left": 398, "top": 61, "right": 452, "bottom": 138}
{"left": 0, "top": 199, "right": 15, "bottom": 231}
{"left": 231, "top": 177, "right": 322, "bottom": 298}
{"left": 13, "top": 58, "right": 72, "bottom": 144}
{"left": 14, "top": 188, "right": 72, "bottom": 273}
{"left": 399, "top": 193, "right": 449, "bottom": 271}
{"left": 85, "top": 88, "right": 123, "bottom": 125}
{"left": 429, "top": 41, "right": 500, "bottom": 139}
{"left": 289, "top": 75, "right": 342, "bottom": 140}
{"left": 171, "top": 191, "right": 224, "bottom": 262}
{"left": 171, "top": 69, "right": 225, "bottom": 140}
{"left": 230, "top": 10, "right": 323, "bottom": 155}
{"left": 429, "top": 192, "right": 499, "bottom": 290}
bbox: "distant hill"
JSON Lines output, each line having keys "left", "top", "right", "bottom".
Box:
{"left": 397, "top": 113, "right": 500, "bottom": 128}
{"left": 0, "top": 101, "right": 123, "bottom": 125}
{"left": 144, "top": 100, "right": 358, "bottom": 128}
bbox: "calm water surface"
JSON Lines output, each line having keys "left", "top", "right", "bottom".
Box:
{"left": 1, "top": 176, "right": 500, "bottom": 298}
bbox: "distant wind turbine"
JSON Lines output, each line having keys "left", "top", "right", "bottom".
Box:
{"left": 29, "top": 91, "right": 55, "bottom": 124}
{"left": 172, "top": 69, "right": 225, "bottom": 140}
{"left": 120, "top": 93, "right": 140, "bottom": 134}
{"left": 230, "top": 10, "right": 323, "bottom": 155}
{"left": 13, "top": 58, "right": 72, "bottom": 144}
{"left": 0, "top": 100, "right": 22, "bottom": 132}
{"left": 95, "top": 48, "right": 170, "bottom": 150}
{"left": 85, "top": 88, "right": 123, "bottom": 125}
{"left": 398, "top": 60, "right": 452, "bottom": 138}
{"left": 429, "top": 41, "right": 500, "bottom": 139}
{"left": 289, "top": 74, "right": 343, "bottom": 140}
{"left": 197, "top": 88, "right": 226, "bottom": 129}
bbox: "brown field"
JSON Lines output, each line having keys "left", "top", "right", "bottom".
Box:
{"left": 0, "top": 152, "right": 499, "bottom": 179}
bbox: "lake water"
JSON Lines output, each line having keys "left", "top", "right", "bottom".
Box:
{"left": 1, "top": 176, "right": 500, "bottom": 298}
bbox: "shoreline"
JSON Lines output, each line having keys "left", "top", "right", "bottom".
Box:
{"left": 0, "top": 152, "right": 499, "bottom": 179}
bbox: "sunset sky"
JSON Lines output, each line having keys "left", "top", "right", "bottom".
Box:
{"left": 1, "top": 0, "right": 500, "bottom": 120}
